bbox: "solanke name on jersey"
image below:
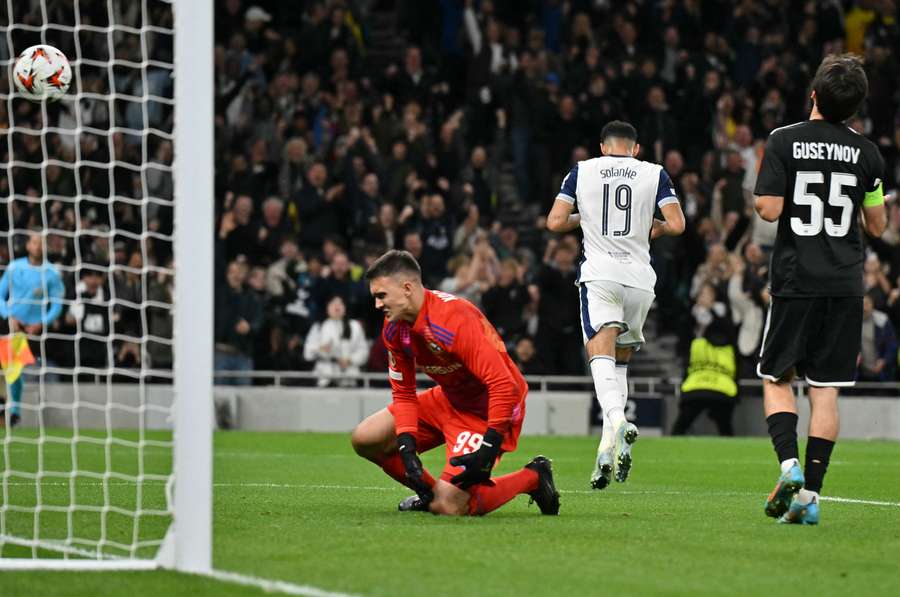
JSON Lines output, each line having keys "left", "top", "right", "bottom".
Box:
{"left": 792, "top": 141, "right": 861, "bottom": 164}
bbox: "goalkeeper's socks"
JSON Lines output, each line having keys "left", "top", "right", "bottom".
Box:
{"left": 380, "top": 453, "right": 435, "bottom": 492}
{"left": 590, "top": 356, "right": 625, "bottom": 428}
{"left": 615, "top": 362, "right": 628, "bottom": 410}
{"left": 467, "top": 468, "right": 538, "bottom": 516}
{"left": 803, "top": 436, "right": 835, "bottom": 494}
{"left": 9, "top": 378, "right": 23, "bottom": 417}
{"left": 766, "top": 411, "right": 799, "bottom": 464}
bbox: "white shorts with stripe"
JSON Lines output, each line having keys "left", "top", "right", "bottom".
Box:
{"left": 578, "top": 280, "right": 655, "bottom": 347}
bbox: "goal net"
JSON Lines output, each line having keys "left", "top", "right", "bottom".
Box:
{"left": 0, "top": 0, "right": 212, "bottom": 571}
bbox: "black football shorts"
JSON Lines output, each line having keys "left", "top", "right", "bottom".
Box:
{"left": 757, "top": 296, "right": 862, "bottom": 387}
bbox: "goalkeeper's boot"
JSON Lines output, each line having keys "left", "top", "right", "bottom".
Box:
{"left": 613, "top": 421, "right": 639, "bottom": 483}
{"left": 764, "top": 462, "right": 804, "bottom": 518}
{"left": 398, "top": 494, "right": 431, "bottom": 512}
{"left": 525, "top": 456, "right": 560, "bottom": 515}
{"left": 778, "top": 492, "right": 819, "bottom": 525}
{"left": 590, "top": 445, "right": 614, "bottom": 490}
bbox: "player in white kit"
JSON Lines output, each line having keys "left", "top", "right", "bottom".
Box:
{"left": 546, "top": 121, "right": 686, "bottom": 489}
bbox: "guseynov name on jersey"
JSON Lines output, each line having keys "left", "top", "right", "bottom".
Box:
{"left": 792, "top": 141, "right": 861, "bottom": 164}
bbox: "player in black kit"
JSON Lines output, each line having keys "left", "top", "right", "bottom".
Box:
{"left": 753, "top": 54, "right": 887, "bottom": 525}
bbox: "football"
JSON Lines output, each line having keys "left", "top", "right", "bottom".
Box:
{"left": 12, "top": 44, "right": 72, "bottom": 102}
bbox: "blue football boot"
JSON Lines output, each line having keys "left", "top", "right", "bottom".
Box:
{"left": 778, "top": 493, "right": 819, "bottom": 525}
{"left": 764, "top": 462, "right": 804, "bottom": 518}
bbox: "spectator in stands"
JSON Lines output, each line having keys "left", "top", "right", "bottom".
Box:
{"left": 278, "top": 137, "right": 311, "bottom": 200}
{"left": 297, "top": 163, "right": 346, "bottom": 253}
{"left": 257, "top": 197, "right": 292, "bottom": 266}
{"left": 460, "top": 146, "right": 497, "bottom": 224}
{"left": 728, "top": 251, "right": 768, "bottom": 379}
{"left": 303, "top": 295, "right": 369, "bottom": 387}
{"left": 639, "top": 85, "right": 679, "bottom": 164}
{"left": 66, "top": 269, "right": 109, "bottom": 371}
{"left": 113, "top": 250, "right": 145, "bottom": 367}
{"left": 690, "top": 243, "right": 730, "bottom": 299}
{"left": 531, "top": 237, "right": 582, "bottom": 375}
{"left": 366, "top": 203, "right": 401, "bottom": 253}
{"left": 147, "top": 264, "right": 173, "bottom": 370}
{"left": 481, "top": 258, "right": 530, "bottom": 345}
{"left": 219, "top": 194, "right": 259, "bottom": 263}
{"left": 858, "top": 293, "right": 898, "bottom": 382}
{"left": 255, "top": 324, "right": 307, "bottom": 377}
{"left": 512, "top": 335, "right": 546, "bottom": 376}
{"left": 314, "top": 251, "right": 367, "bottom": 321}
{"left": 215, "top": 260, "right": 263, "bottom": 385}
{"left": 692, "top": 283, "right": 729, "bottom": 339}
{"left": 416, "top": 194, "right": 455, "bottom": 285}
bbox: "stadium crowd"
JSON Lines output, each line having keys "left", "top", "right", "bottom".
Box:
{"left": 1, "top": 0, "right": 899, "bottom": 384}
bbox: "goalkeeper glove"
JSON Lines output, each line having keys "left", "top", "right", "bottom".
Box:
{"left": 396, "top": 433, "right": 433, "bottom": 501}
{"left": 449, "top": 428, "right": 503, "bottom": 489}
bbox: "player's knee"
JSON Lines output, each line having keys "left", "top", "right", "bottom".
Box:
{"left": 350, "top": 424, "right": 377, "bottom": 458}
{"left": 428, "top": 497, "right": 467, "bottom": 516}
{"left": 615, "top": 346, "right": 633, "bottom": 362}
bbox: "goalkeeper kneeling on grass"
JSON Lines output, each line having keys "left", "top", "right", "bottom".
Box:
{"left": 351, "top": 250, "right": 560, "bottom": 516}
{"left": 0, "top": 231, "right": 65, "bottom": 427}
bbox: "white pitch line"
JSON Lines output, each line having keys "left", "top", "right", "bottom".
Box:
{"left": 201, "top": 568, "right": 361, "bottom": 597}
{"left": 819, "top": 496, "right": 900, "bottom": 507}
{"left": 5, "top": 480, "right": 899, "bottom": 508}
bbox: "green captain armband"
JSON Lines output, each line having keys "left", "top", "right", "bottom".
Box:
{"left": 863, "top": 183, "right": 885, "bottom": 207}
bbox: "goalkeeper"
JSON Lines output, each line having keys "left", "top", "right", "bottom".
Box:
{"left": 0, "top": 232, "right": 65, "bottom": 427}
{"left": 351, "top": 250, "right": 559, "bottom": 516}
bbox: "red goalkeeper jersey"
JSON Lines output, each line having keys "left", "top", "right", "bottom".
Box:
{"left": 383, "top": 289, "right": 527, "bottom": 437}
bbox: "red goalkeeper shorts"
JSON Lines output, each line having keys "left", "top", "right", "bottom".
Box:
{"left": 388, "top": 386, "right": 526, "bottom": 482}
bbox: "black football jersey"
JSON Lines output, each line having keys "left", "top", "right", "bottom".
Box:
{"left": 754, "top": 120, "right": 885, "bottom": 297}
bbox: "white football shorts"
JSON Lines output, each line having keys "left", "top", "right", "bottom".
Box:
{"left": 577, "top": 280, "right": 654, "bottom": 348}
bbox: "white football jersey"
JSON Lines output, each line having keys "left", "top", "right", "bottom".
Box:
{"left": 557, "top": 155, "right": 678, "bottom": 292}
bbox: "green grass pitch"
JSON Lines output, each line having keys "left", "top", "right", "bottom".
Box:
{"left": 1, "top": 430, "right": 899, "bottom": 596}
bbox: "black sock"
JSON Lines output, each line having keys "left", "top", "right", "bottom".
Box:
{"left": 804, "top": 436, "right": 835, "bottom": 494}
{"left": 766, "top": 412, "right": 799, "bottom": 464}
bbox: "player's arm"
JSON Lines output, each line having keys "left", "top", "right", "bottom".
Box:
{"left": 754, "top": 130, "right": 787, "bottom": 222}
{"left": 547, "top": 164, "right": 581, "bottom": 232}
{"left": 652, "top": 203, "right": 686, "bottom": 238}
{"left": 383, "top": 330, "right": 431, "bottom": 499}
{"left": 860, "top": 185, "right": 887, "bottom": 237}
{"left": 754, "top": 195, "right": 784, "bottom": 222}
{"left": 446, "top": 315, "right": 521, "bottom": 488}
{"left": 547, "top": 198, "right": 580, "bottom": 232}
{"left": 861, "top": 153, "right": 887, "bottom": 237}
{"left": 651, "top": 168, "right": 685, "bottom": 238}
{"left": 386, "top": 344, "right": 419, "bottom": 435}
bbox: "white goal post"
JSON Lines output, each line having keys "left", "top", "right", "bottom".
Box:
{"left": 0, "top": 0, "right": 212, "bottom": 572}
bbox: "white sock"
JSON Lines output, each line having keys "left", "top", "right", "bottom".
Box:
{"left": 598, "top": 412, "right": 613, "bottom": 452}
{"left": 780, "top": 458, "right": 799, "bottom": 474}
{"left": 615, "top": 363, "right": 628, "bottom": 410}
{"left": 796, "top": 488, "right": 818, "bottom": 504}
{"left": 591, "top": 356, "right": 625, "bottom": 428}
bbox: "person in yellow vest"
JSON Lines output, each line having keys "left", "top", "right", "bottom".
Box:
{"left": 672, "top": 317, "right": 738, "bottom": 436}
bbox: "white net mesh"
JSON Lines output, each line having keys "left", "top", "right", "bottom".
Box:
{"left": 1, "top": 0, "right": 175, "bottom": 560}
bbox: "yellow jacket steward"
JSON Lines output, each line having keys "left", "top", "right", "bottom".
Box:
{"left": 680, "top": 338, "right": 738, "bottom": 398}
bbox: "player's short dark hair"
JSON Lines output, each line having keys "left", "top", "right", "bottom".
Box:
{"left": 600, "top": 120, "right": 637, "bottom": 144}
{"left": 364, "top": 250, "right": 422, "bottom": 282}
{"left": 811, "top": 53, "right": 868, "bottom": 123}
